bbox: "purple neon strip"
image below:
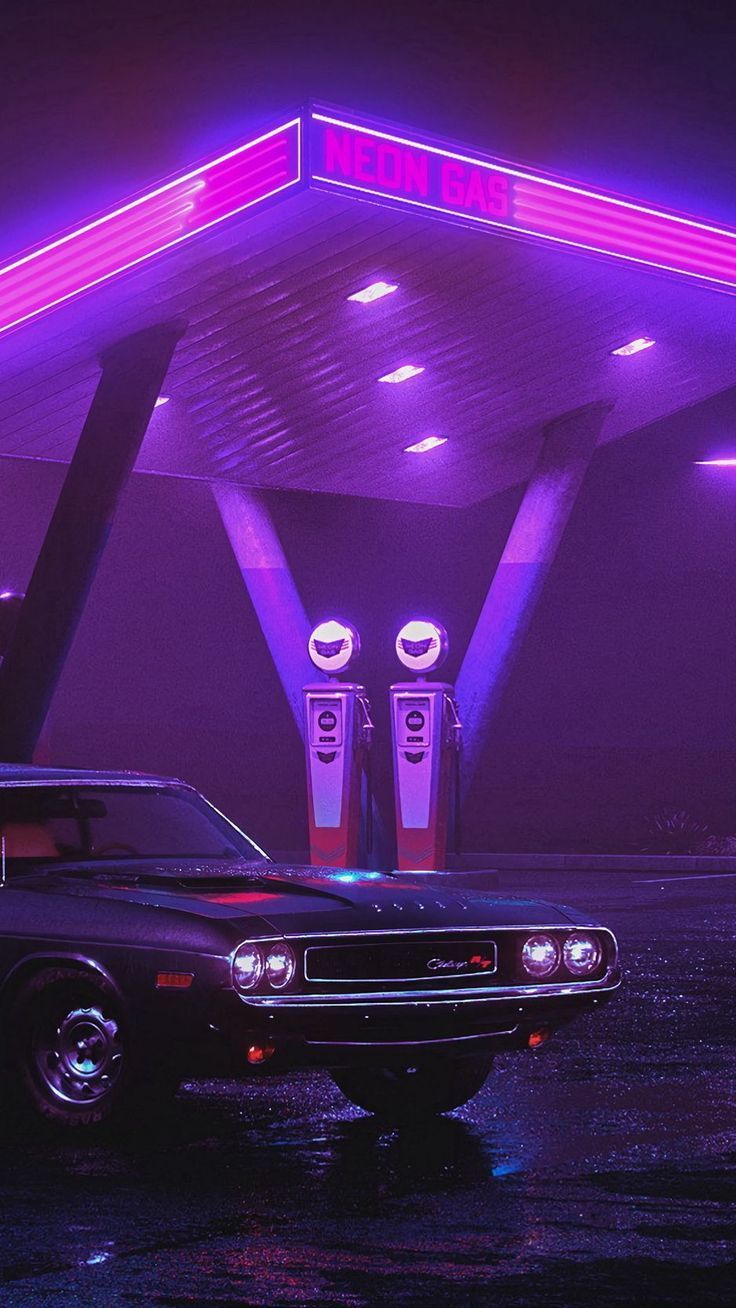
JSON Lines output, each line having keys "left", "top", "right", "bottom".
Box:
{"left": 512, "top": 211, "right": 736, "bottom": 278}
{"left": 197, "top": 168, "right": 289, "bottom": 219}
{"left": 0, "top": 119, "right": 300, "bottom": 335}
{"left": 0, "top": 203, "right": 199, "bottom": 312}
{"left": 0, "top": 232, "right": 190, "bottom": 326}
{"left": 199, "top": 184, "right": 288, "bottom": 226}
{"left": 513, "top": 199, "right": 736, "bottom": 264}
{"left": 512, "top": 203, "right": 736, "bottom": 272}
{"left": 513, "top": 181, "right": 736, "bottom": 253}
{"left": 199, "top": 157, "right": 289, "bottom": 205}
{"left": 199, "top": 139, "right": 288, "bottom": 185}
{"left": 0, "top": 183, "right": 204, "bottom": 273}
{"left": 512, "top": 204, "right": 736, "bottom": 279}
{"left": 0, "top": 201, "right": 271, "bottom": 332}
{"left": 0, "top": 228, "right": 193, "bottom": 327}
{"left": 201, "top": 169, "right": 288, "bottom": 210}
{"left": 0, "top": 154, "right": 286, "bottom": 312}
{"left": 514, "top": 185, "right": 736, "bottom": 268}
{"left": 0, "top": 186, "right": 201, "bottom": 284}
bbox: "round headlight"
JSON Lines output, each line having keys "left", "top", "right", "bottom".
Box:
{"left": 521, "top": 934, "right": 560, "bottom": 978}
{"left": 563, "top": 932, "right": 602, "bottom": 976}
{"left": 264, "top": 942, "right": 296, "bottom": 990}
{"left": 233, "top": 942, "right": 264, "bottom": 991}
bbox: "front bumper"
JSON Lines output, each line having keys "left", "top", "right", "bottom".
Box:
{"left": 196, "top": 968, "right": 622, "bottom": 1074}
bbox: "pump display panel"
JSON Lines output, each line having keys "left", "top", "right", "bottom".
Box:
{"left": 309, "top": 698, "right": 343, "bottom": 747}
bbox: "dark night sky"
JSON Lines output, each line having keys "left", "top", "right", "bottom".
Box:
{"left": 2, "top": 1, "right": 736, "bottom": 261}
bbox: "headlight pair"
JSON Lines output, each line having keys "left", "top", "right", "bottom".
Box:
{"left": 521, "top": 932, "right": 603, "bottom": 979}
{"left": 233, "top": 941, "right": 296, "bottom": 992}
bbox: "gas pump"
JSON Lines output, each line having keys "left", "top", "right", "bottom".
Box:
{"left": 303, "top": 619, "right": 373, "bottom": 867}
{"left": 390, "top": 620, "right": 462, "bottom": 871}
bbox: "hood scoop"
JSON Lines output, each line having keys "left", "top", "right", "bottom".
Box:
{"left": 79, "top": 858, "right": 268, "bottom": 885}
{"left": 85, "top": 861, "right": 361, "bottom": 907}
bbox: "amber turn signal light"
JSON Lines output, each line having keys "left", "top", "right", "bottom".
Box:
{"left": 247, "top": 1042, "right": 276, "bottom": 1065}
{"left": 156, "top": 971, "right": 194, "bottom": 989}
{"left": 528, "top": 1028, "right": 550, "bottom": 1048}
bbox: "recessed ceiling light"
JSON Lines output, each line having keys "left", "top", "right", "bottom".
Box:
{"left": 404, "top": 436, "right": 447, "bottom": 454}
{"left": 610, "top": 336, "right": 656, "bottom": 356}
{"left": 695, "top": 458, "right": 736, "bottom": 466}
{"left": 154, "top": 395, "right": 170, "bottom": 407}
{"left": 348, "top": 281, "right": 398, "bottom": 303}
{"left": 378, "top": 364, "right": 425, "bottom": 384}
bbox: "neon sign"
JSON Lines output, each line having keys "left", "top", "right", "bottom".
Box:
{"left": 0, "top": 118, "right": 302, "bottom": 336}
{"left": 4, "top": 103, "right": 736, "bottom": 343}
{"left": 310, "top": 112, "right": 736, "bottom": 292}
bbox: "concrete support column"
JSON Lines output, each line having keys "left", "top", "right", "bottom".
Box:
{"left": 212, "top": 483, "right": 319, "bottom": 735}
{"left": 456, "top": 401, "right": 612, "bottom": 791}
{"left": 213, "top": 483, "right": 389, "bottom": 867}
{"left": 0, "top": 323, "right": 182, "bottom": 762}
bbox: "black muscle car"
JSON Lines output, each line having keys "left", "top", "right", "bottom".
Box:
{"left": 0, "top": 765, "right": 621, "bottom": 1128}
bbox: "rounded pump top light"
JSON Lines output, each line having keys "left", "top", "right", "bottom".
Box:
{"left": 308, "top": 619, "right": 361, "bottom": 676}
{"left": 395, "top": 619, "right": 449, "bottom": 675}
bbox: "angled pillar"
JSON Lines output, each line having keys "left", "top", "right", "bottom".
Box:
{"left": 456, "top": 401, "right": 612, "bottom": 791}
{"left": 213, "top": 483, "right": 388, "bottom": 867}
{"left": 212, "top": 483, "right": 318, "bottom": 733}
{"left": 0, "top": 323, "right": 182, "bottom": 762}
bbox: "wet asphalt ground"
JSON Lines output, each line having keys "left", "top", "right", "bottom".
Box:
{"left": 0, "top": 870, "right": 734, "bottom": 1307}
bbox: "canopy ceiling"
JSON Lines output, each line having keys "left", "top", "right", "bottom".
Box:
{"left": 1, "top": 105, "right": 734, "bottom": 506}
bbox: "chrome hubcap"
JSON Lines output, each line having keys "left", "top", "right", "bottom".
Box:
{"left": 34, "top": 1004, "right": 123, "bottom": 1104}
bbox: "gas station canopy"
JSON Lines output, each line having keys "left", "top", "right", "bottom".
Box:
{"left": 2, "top": 104, "right": 736, "bottom": 506}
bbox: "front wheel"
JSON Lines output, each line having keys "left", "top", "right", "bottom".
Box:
{"left": 7, "top": 967, "right": 178, "bottom": 1129}
{"left": 330, "top": 1054, "right": 493, "bottom": 1121}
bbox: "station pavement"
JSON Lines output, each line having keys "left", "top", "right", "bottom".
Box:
{"left": 0, "top": 866, "right": 733, "bottom": 1306}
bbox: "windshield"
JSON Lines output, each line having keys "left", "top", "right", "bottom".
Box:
{"left": 0, "top": 786, "right": 269, "bottom": 866}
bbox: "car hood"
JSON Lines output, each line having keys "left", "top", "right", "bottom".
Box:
{"left": 27, "top": 858, "right": 592, "bottom": 935}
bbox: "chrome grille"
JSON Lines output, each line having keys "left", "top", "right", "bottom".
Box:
{"left": 304, "top": 934, "right": 497, "bottom": 987}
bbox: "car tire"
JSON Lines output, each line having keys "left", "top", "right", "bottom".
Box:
{"left": 330, "top": 1054, "right": 493, "bottom": 1120}
{"left": 6, "top": 966, "right": 178, "bottom": 1130}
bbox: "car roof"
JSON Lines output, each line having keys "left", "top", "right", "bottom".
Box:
{"left": 0, "top": 763, "right": 187, "bottom": 788}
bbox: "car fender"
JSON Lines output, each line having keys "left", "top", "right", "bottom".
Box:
{"left": 0, "top": 950, "right": 128, "bottom": 1017}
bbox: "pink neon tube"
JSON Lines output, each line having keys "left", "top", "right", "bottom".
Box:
{"left": 514, "top": 182, "right": 736, "bottom": 252}
{"left": 201, "top": 154, "right": 289, "bottom": 202}
{"left": 200, "top": 138, "right": 288, "bottom": 183}
{"left": 0, "top": 225, "right": 190, "bottom": 324}
{"left": 513, "top": 185, "right": 736, "bottom": 272}
{"left": 0, "top": 120, "right": 300, "bottom": 335}
{"left": 512, "top": 204, "right": 736, "bottom": 280}
{"left": 0, "top": 201, "right": 200, "bottom": 309}
{"left": 512, "top": 202, "right": 736, "bottom": 270}
{"left": 0, "top": 188, "right": 198, "bottom": 298}
{"left": 198, "top": 169, "right": 289, "bottom": 221}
